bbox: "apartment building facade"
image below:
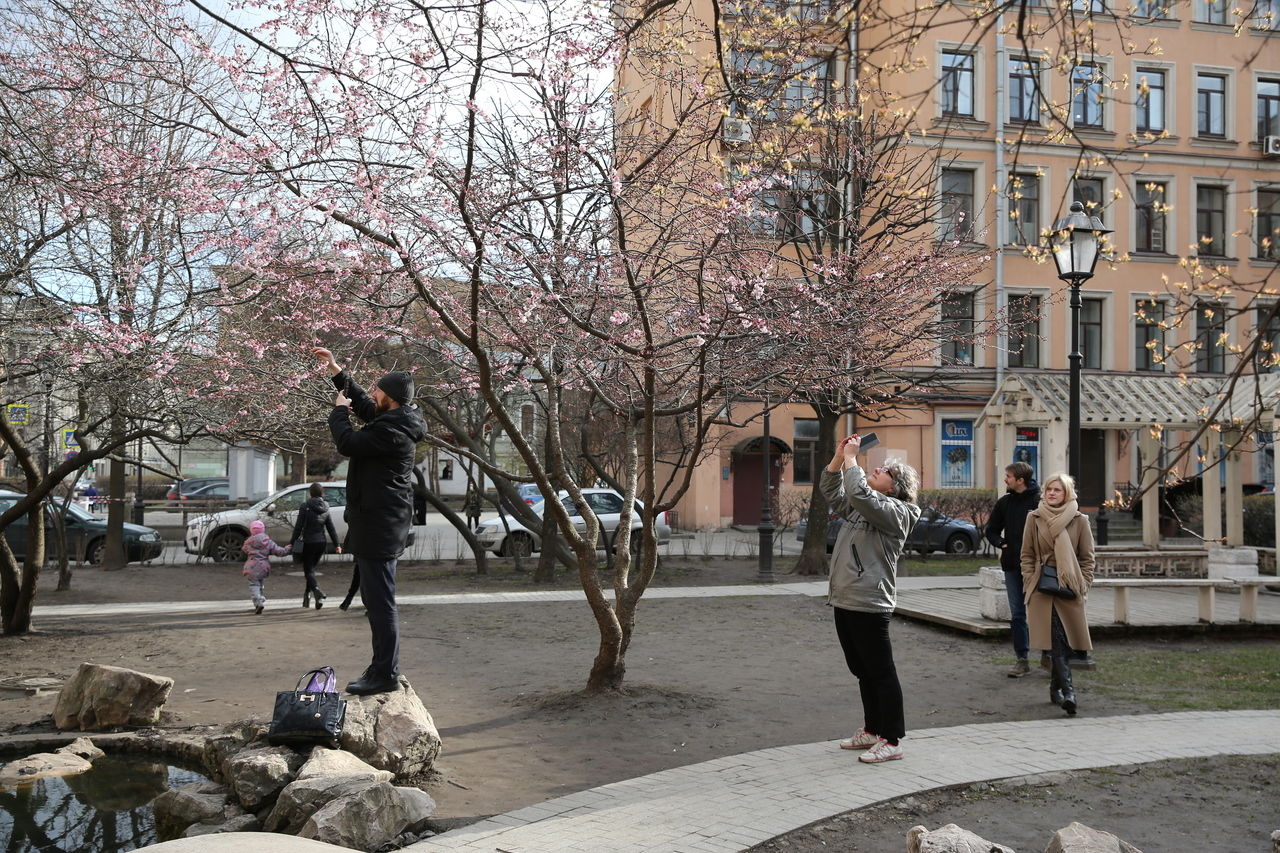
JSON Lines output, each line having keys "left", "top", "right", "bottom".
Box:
{"left": 623, "top": 0, "right": 1280, "bottom": 527}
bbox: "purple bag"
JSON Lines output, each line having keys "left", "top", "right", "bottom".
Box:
{"left": 303, "top": 666, "right": 337, "bottom": 693}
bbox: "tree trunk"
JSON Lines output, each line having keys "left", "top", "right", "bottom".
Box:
{"left": 1, "top": 503, "right": 42, "bottom": 634}
{"left": 103, "top": 416, "right": 128, "bottom": 570}
{"left": 794, "top": 404, "right": 841, "bottom": 576}
{"left": 533, "top": 511, "right": 558, "bottom": 583}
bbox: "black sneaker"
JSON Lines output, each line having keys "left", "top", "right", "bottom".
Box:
{"left": 346, "top": 670, "right": 400, "bottom": 696}
{"left": 254, "top": 604, "right": 264, "bottom": 615}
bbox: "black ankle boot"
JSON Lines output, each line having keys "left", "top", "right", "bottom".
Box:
{"left": 302, "top": 590, "right": 311, "bottom": 608}
{"left": 1052, "top": 654, "right": 1076, "bottom": 715}
{"left": 314, "top": 590, "right": 326, "bottom": 610}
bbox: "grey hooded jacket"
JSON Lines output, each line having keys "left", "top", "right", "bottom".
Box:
{"left": 820, "top": 465, "right": 922, "bottom": 613}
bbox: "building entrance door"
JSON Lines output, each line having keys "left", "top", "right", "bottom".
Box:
{"left": 731, "top": 448, "right": 786, "bottom": 526}
{"left": 1078, "top": 429, "right": 1106, "bottom": 507}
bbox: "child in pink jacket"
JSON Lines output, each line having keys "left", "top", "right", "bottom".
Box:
{"left": 242, "top": 520, "right": 290, "bottom": 614}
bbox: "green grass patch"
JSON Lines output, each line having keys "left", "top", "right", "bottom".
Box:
{"left": 1087, "top": 647, "right": 1280, "bottom": 711}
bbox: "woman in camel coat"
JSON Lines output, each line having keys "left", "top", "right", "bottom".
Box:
{"left": 1020, "top": 472, "right": 1094, "bottom": 716}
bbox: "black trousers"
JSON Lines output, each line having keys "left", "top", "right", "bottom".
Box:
{"left": 356, "top": 556, "right": 400, "bottom": 678}
{"left": 301, "top": 543, "right": 326, "bottom": 594}
{"left": 833, "top": 607, "right": 905, "bottom": 744}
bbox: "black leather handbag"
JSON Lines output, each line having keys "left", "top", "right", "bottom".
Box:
{"left": 1036, "top": 563, "right": 1078, "bottom": 600}
{"left": 267, "top": 667, "right": 346, "bottom": 748}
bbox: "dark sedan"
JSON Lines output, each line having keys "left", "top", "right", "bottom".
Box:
{"left": 0, "top": 491, "right": 164, "bottom": 564}
{"left": 796, "top": 506, "right": 981, "bottom": 555}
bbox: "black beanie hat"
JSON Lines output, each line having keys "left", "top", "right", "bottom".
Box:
{"left": 376, "top": 370, "right": 415, "bottom": 406}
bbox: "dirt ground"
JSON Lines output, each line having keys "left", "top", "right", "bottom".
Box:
{"left": 2, "top": 556, "right": 1278, "bottom": 848}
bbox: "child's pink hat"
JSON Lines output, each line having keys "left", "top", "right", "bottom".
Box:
{"left": 249, "top": 520, "right": 265, "bottom": 534}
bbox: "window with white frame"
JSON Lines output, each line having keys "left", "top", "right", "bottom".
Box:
{"left": 1135, "top": 299, "right": 1166, "bottom": 371}
{"left": 1072, "top": 63, "right": 1106, "bottom": 128}
{"left": 1008, "top": 294, "right": 1042, "bottom": 368}
{"left": 1006, "top": 172, "right": 1040, "bottom": 246}
{"left": 1196, "top": 72, "right": 1228, "bottom": 137}
{"left": 792, "top": 419, "right": 820, "bottom": 484}
{"left": 1008, "top": 57, "right": 1040, "bottom": 123}
{"left": 1135, "top": 180, "right": 1169, "bottom": 252}
{"left": 1258, "top": 78, "right": 1280, "bottom": 141}
{"left": 1071, "top": 0, "right": 1105, "bottom": 11}
{"left": 1074, "top": 176, "right": 1107, "bottom": 223}
{"left": 941, "top": 292, "right": 976, "bottom": 365}
{"left": 750, "top": 168, "right": 839, "bottom": 240}
{"left": 939, "top": 168, "right": 976, "bottom": 242}
{"left": 941, "top": 51, "right": 976, "bottom": 117}
{"left": 1196, "top": 301, "right": 1227, "bottom": 373}
{"left": 1196, "top": 184, "right": 1228, "bottom": 256}
{"left": 1136, "top": 68, "right": 1167, "bottom": 132}
{"left": 1082, "top": 297, "right": 1105, "bottom": 369}
{"left": 1254, "top": 0, "right": 1278, "bottom": 28}
{"left": 730, "top": 51, "right": 833, "bottom": 121}
{"left": 1256, "top": 304, "right": 1280, "bottom": 372}
{"left": 1258, "top": 187, "right": 1280, "bottom": 260}
{"left": 1197, "top": 0, "right": 1229, "bottom": 22}
{"left": 1134, "top": 0, "right": 1172, "bottom": 16}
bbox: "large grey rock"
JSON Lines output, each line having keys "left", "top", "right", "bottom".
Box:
{"left": 60, "top": 737, "right": 106, "bottom": 760}
{"left": 52, "top": 663, "right": 173, "bottom": 730}
{"left": 907, "top": 824, "right": 1016, "bottom": 853}
{"left": 295, "top": 748, "right": 392, "bottom": 784}
{"left": 221, "top": 746, "right": 304, "bottom": 810}
{"left": 201, "top": 722, "right": 265, "bottom": 782}
{"left": 0, "top": 748, "right": 93, "bottom": 787}
{"left": 265, "top": 775, "right": 378, "bottom": 834}
{"left": 1046, "top": 822, "right": 1143, "bottom": 853}
{"left": 151, "top": 780, "right": 231, "bottom": 835}
{"left": 299, "top": 780, "right": 411, "bottom": 850}
{"left": 339, "top": 677, "right": 441, "bottom": 778}
{"left": 395, "top": 785, "right": 438, "bottom": 833}
{"left": 181, "top": 811, "right": 261, "bottom": 837}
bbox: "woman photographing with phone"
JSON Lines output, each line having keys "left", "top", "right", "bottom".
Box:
{"left": 820, "top": 433, "right": 921, "bottom": 764}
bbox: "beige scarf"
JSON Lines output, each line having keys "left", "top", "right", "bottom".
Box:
{"left": 1034, "top": 498, "right": 1087, "bottom": 597}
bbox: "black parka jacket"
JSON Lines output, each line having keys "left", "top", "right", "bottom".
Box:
{"left": 290, "top": 496, "right": 340, "bottom": 547}
{"left": 328, "top": 371, "right": 428, "bottom": 559}
{"left": 984, "top": 479, "right": 1041, "bottom": 573}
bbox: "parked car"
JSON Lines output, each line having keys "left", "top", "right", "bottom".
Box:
{"left": 475, "top": 488, "right": 672, "bottom": 558}
{"left": 517, "top": 483, "right": 544, "bottom": 505}
{"left": 183, "top": 481, "right": 231, "bottom": 502}
{"left": 185, "top": 481, "right": 347, "bottom": 562}
{"left": 795, "top": 506, "right": 981, "bottom": 555}
{"left": 0, "top": 490, "right": 164, "bottom": 564}
{"left": 167, "top": 477, "right": 229, "bottom": 501}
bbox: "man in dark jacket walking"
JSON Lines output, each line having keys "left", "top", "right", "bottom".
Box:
{"left": 984, "top": 461, "right": 1039, "bottom": 678}
{"left": 315, "top": 347, "right": 427, "bottom": 696}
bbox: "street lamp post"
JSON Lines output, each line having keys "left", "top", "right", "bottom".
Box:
{"left": 1047, "top": 201, "right": 1112, "bottom": 481}
{"left": 42, "top": 381, "right": 53, "bottom": 478}
{"left": 757, "top": 404, "right": 777, "bottom": 583}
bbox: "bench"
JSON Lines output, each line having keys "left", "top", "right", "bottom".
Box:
{"left": 1090, "top": 577, "right": 1272, "bottom": 624}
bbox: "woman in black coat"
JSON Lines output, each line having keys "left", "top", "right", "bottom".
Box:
{"left": 290, "top": 482, "right": 342, "bottom": 609}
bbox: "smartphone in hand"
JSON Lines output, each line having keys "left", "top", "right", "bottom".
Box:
{"left": 857, "top": 432, "right": 880, "bottom": 453}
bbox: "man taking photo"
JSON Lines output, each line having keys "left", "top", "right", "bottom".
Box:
{"left": 315, "top": 347, "right": 427, "bottom": 696}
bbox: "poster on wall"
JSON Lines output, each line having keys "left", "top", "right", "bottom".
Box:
{"left": 941, "top": 419, "right": 974, "bottom": 488}
{"left": 1014, "top": 427, "right": 1040, "bottom": 480}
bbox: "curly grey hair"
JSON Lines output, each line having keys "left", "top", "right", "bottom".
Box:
{"left": 880, "top": 457, "right": 919, "bottom": 505}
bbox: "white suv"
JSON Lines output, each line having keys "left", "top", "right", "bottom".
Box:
{"left": 475, "top": 488, "right": 671, "bottom": 558}
{"left": 185, "top": 482, "right": 348, "bottom": 562}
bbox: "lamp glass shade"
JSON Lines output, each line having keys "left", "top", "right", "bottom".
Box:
{"left": 1052, "top": 228, "right": 1100, "bottom": 279}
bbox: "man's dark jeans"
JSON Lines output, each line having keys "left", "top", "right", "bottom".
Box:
{"left": 833, "top": 607, "right": 905, "bottom": 744}
{"left": 356, "top": 556, "right": 400, "bottom": 678}
{"left": 1003, "top": 568, "right": 1030, "bottom": 659}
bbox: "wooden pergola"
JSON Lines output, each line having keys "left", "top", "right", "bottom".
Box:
{"left": 980, "top": 371, "right": 1280, "bottom": 548}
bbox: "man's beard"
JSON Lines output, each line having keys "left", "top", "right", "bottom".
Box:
{"left": 375, "top": 395, "right": 395, "bottom": 413}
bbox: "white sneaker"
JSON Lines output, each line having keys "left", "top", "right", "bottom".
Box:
{"left": 858, "top": 737, "right": 904, "bottom": 763}
{"left": 839, "top": 730, "right": 879, "bottom": 750}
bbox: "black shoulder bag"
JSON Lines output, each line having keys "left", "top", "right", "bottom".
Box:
{"left": 267, "top": 667, "right": 347, "bottom": 748}
{"left": 1036, "top": 563, "right": 1078, "bottom": 600}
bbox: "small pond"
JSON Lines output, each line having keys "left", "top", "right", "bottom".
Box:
{"left": 0, "top": 753, "right": 209, "bottom": 853}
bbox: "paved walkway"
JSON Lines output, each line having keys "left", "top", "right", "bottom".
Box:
{"left": 410, "top": 710, "right": 1280, "bottom": 853}
{"left": 30, "top": 576, "right": 983, "bottom": 620}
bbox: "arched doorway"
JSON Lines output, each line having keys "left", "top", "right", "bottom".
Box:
{"left": 731, "top": 436, "right": 791, "bottom": 526}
